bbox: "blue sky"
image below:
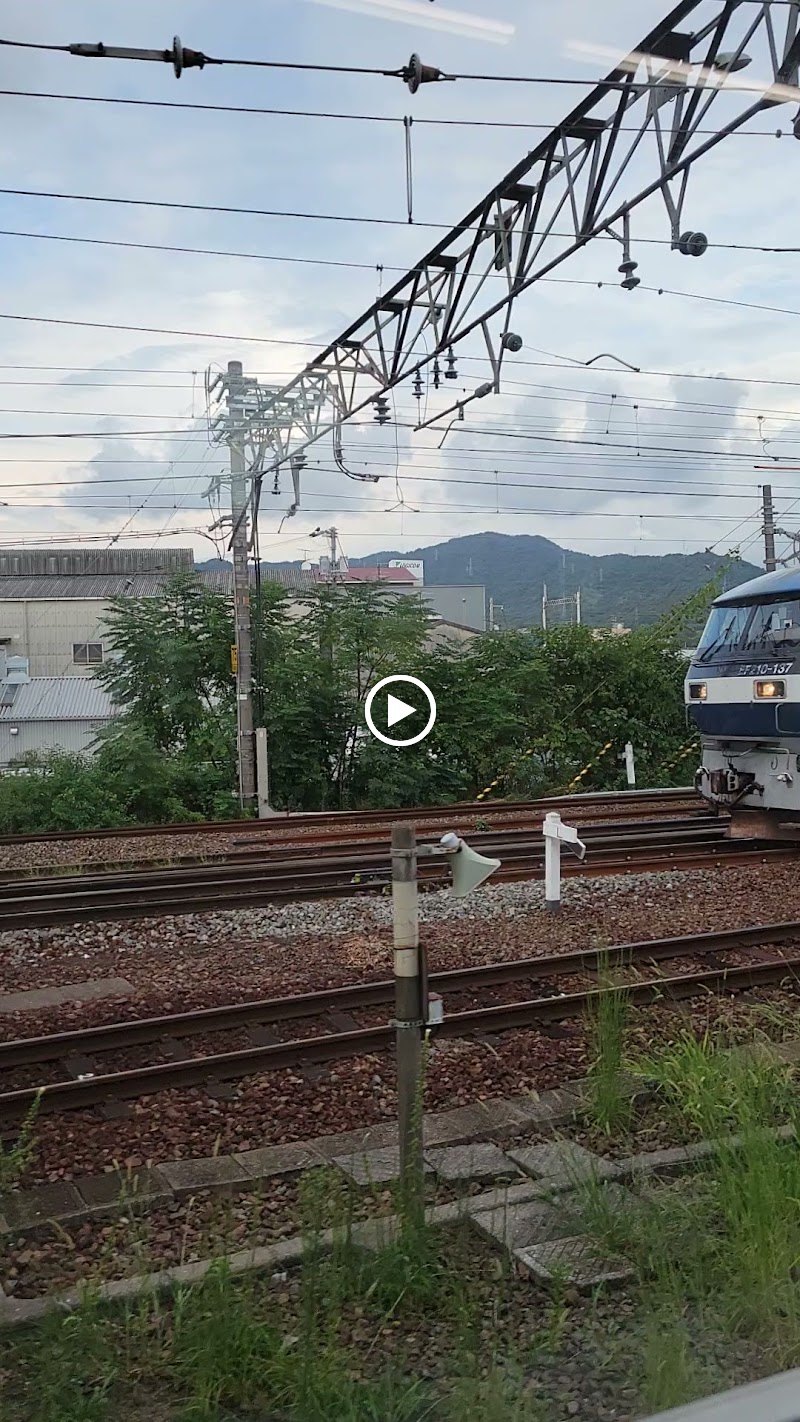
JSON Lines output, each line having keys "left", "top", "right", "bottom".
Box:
{"left": 1, "top": 0, "right": 800, "bottom": 571}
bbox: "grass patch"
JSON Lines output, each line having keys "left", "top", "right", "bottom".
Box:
{"left": 575, "top": 1025, "right": 800, "bottom": 1407}
{"left": 584, "top": 955, "right": 632, "bottom": 1137}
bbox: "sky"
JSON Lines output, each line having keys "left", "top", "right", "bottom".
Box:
{"left": 1, "top": 0, "right": 800, "bottom": 572}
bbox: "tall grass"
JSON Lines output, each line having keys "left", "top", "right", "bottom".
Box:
{"left": 584, "top": 954, "right": 631, "bottom": 1136}
{"left": 576, "top": 1026, "right": 800, "bottom": 1406}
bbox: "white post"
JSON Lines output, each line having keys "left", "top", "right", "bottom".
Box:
{"left": 255, "top": 727, "right": 276, "bottom": 818}
{"left": 544, "top": 811, "right": 562, "bottom": 912}
{"left": 624, "top": 741, "right": 636, "bottom": 787}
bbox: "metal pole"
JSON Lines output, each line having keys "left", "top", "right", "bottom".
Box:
{"left": 576, "top": 588, "right": 582, "bottom": 626}
{"left": 763, "top": 485, "right": 777, "bottom": 573}
{"left": 542, "top": 583, "right": 547, "bottom": 631}
{"left": 226, "top": 359, "right": 257, "bottom": 811}
{"left": 543, "top": 811, "right": 562, "bottom": 911}
{"left": 391, "top": 822, "right": 424, "bottom": 1211}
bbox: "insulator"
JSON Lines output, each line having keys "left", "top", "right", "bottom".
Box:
{"left": 618, "top": 258, "right": 640, "bottom": 291}
{"left": 502, "top": 332, "right": 523, "bottom": 353}
{"left": 677, "top": 230, "right": 708, "bottom": 257}
{"left": 373, "top": 394, "right": 390, "bottom": 425}
{"left": 445, "top": 346, "right": 458, "bottom": 380}
{"left": 793, "top": 109, "right": 800, "bottom": 140}
{"left": 404, "top": 53, "right": 445, "bottom": 95}
{"left": 432, "top": 359, "right": 442, "bottom": 390}
{"left": 413, "top": 372, "right": 424, "bottom": 401}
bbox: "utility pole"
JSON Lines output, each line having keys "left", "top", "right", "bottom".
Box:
{"left": 226, "top": 359, "right": 257, "bottom": 811}
{"left": 762, "top": 484, "right": 777, "bottom": 573}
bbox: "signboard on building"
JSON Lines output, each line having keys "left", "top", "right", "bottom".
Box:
{"left": 389, "top": 559, "right": 424, "bottom": 584}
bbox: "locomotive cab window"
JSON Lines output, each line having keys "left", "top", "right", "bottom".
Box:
{"left": 695, "top": 604, "right": 751, "bottom": 658}
{"left": 743, "top": 599, "right": 800, "bottom": 650}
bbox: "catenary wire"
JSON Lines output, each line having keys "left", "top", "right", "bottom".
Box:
{"left": 0, "top": 86, "right": 793, "bottom": 138}
{"left": 4, "top": 183, "right": 800, "bottom": 255}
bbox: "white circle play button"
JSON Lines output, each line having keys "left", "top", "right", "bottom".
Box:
{"left": 364, "top": 674, "right": 437, "bottom": 748}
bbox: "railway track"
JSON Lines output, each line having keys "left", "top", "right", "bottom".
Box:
{"left": 0, "top": 785, "right": 703, "bottom": 853}
{"left": 2, "top": 920, "right": 799, "bottom": 1126}
{"left": 0, "top": 818, "right": 785, "bottom": 929}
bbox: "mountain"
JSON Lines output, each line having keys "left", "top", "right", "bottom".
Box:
{"left": 199, "top": 534, "right": 762, "bottom": 629}
{"left": 353, "top": 535, "right": 763, "bottom": 627}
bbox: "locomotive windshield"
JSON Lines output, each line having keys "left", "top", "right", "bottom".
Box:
{"left": 696, "top": 596, "right": 800, "bottom": 660}
{"left": 695, "top": 604, "right": 752, "bottom": 659}
{"left": 741, "top": 598, "right": 800, "bottom": 650}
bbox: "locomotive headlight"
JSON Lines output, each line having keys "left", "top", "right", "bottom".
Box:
{"left": 688, "top": 682, "right": 707, "bottom": 700}
{"left": 755, "top": 679, "right": 786, "bottom": 699}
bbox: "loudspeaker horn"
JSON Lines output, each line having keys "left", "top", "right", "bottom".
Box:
{"left": 449, "top": 840, "right": 501, "bottom": 899}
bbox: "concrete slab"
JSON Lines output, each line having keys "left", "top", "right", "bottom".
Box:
{"left": 514, "top": 1235, "right": 633, "bottom": 1289}
{"left": 615, "top": 1145, "right": 703, "bottom": 1180}
{"left": 158, "top": 1155, "right": 252, "bottom": 1198}
{"left": 425, "top": 1142, "right": 521, "bottom": 1184}
{"left": 0, "top": 978, "right": 134, "bottom": 1014}
{"left": 508, "top": 1140, "right": 619, "bottom": 1186}
{"left": 422, "top": 1103, "right": 495, "bottom": 1146}
{"left": 504, "top": 1087, "right": 583, "bottom": 1126}
{"left": 2, "top": 1181, "right": 86, "bottom": 1231}
{"left": 472, "top": 1196, "right": 574, "bottom": 1251}
{"left": 311, "top": 1122, "right": 398, "bottom": 1159}
{"left": 74, "top": 1167, "right": 173, "bottom": 1212}
{"left": 333, "top": 1146, "right": 432, "bottom": 1186}
{"left": 234, "top": 1142, "right": 326, "bottom": 1180}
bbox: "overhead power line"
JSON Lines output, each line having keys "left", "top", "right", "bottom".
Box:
{"left": 4, "top": 30, "right": 792, "bottom": 97}
{"left": 1, "top": 85, "right": 795, "bottom": 139}
{"left": 175, "top": 0, "right": 800, "bottom": 483}
{"left": 4, "top": 183, "right": 800, "bottom": 255}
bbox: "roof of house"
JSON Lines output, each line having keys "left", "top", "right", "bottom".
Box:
{"left": 0, "top": 678, "right": 116, "bottom": 722}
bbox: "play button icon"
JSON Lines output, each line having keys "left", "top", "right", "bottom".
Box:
{"left": 364, "top": 674, "right": 437, "bottom": 748}
{"left": 387, "top": 693, "right": 416, "bottom": 729}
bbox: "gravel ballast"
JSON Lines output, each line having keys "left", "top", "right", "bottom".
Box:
{"left": 2, "top": 857, "right": 799, "bottom": 1184}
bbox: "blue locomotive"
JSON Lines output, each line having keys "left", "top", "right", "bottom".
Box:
{"left": 686, "top": 567, "right": 800, "bottom": 824}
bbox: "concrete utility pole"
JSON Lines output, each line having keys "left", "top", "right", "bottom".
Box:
{"left": 226, "top": 360, "right": 257, "bottom": 811}
{"left": 762, "top": 484, "right": 777, "bottom": 573}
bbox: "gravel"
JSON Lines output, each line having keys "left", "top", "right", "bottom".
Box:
{"left": 3, "top": 857, "right": 800, "bottom": 1184}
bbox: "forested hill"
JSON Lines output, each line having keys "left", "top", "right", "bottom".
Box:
{"left": 218, "top": 534, "right": 762, "bottom": 628}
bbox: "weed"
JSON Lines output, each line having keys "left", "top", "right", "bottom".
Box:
{"left": 578, "top": 1027, "right": 800, "bottom": 1390}
{"left": 584, "top": 954, "right": 631, "bottom": 1136}
{"left": 0, "top": 1091, "right": 41, "bottom": 1192}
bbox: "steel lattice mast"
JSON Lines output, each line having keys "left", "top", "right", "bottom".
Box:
{"left": 237, "top": 0, "right": 800, "bottom": 488}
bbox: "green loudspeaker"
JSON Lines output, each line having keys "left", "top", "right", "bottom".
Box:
{"left": 449, "top": 839, "right": 501, "bottom": 898}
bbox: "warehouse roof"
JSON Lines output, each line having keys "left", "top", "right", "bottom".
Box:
{"left": 0, "top": 678, "right": 116, "bottom": 722}
{"left": 0, "top": 567, "right": 314, "bottom": 600}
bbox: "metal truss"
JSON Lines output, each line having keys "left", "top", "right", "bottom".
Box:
{"left": 229, "top": 0, "right": 800, "bottom": 491}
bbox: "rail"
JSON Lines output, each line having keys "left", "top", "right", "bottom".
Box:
{"left": 2, "top": 920, "right": 799, "bottom": 1124}
{"left": 0, "top": 821, "right": 785, "bottom": 929}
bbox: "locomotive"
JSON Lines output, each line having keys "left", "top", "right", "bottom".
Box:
{"left": 686, "top": 566, "right": 800, "bottom": 829}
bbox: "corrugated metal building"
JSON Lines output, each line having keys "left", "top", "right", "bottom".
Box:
{"left": 0, "top": 549, "right": 246, "bottom": 678}
{"left": 0, "top": 664, "right": 116, "bottom": 769}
